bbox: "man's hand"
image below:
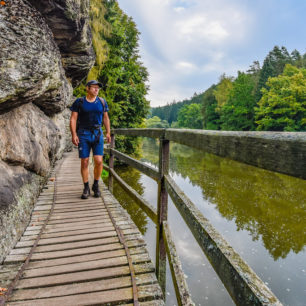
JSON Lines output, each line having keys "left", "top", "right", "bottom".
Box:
{"left": 105, "top": 133, "right": 111, "bottom": 143}
{"left": 72, "top": 134, "right": 79, "bottom": 146}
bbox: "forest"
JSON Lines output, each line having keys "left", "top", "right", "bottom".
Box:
{"left": 149, "top": 46, "right": 306, "bottom": 131}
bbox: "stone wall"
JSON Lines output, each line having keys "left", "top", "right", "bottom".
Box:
{"left": 0, "top": 0, "right": 94, "bottom": 263}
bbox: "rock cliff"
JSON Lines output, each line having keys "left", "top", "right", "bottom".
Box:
{"left": 0, "top": 0, "right": 95, "bottom": 263}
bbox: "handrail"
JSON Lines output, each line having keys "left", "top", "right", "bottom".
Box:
{"left": 105, "top": 128, "right": 288, "bottom": 305}
{"left": 104, "top": 164, "right": 158, "bottom": 224}
{"left": 162, "top": 221, "right": 193, "bottom": 305}
{"left": 112, "top": 128, "right": 306, "bottom": 179}
{"left": 111, "top": 149, "right": 160, "bottom": 181}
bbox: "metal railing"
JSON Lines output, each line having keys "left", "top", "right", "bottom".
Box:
{"left": 103, "top": 128, "right": 301, "bottom": 305}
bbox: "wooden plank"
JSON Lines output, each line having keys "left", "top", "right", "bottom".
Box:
{"left": 23, "top": 220, "right": 114, "bottom": 235}
{"left": 23, "top": 253, "right": 150, "bottom": 278}
{"left": 20, "top": 225, "right": 117, "bottom": 240}
{"left": 11, "top": 237, "right": 121, "bottom": 254}
{"left": 10, "top": 273, "right": 157, "bottom": 301}
{"left": 15, "top": 231, "right": 118, "bottom": 248}
{"left": 15, "top": 263, "right": 155, "bottom": 289}
{"left": 4, "top": 245, "right": 147, "bottom": 265}
{"left": 49, "top": 211, "right": 109, "bottom": 220}
{"left": 45, "top": 218, "right": 114, "bottom": 229}
{"left": 26, "top": 247, "right": 147, "bottom": 269}
{"left": 22, "top": 225, "right": 136, "bottom": 242}
{"left": 44, "top": 215, "right": 111, "bottom": 225}
{"left": 5, "top": 240, "right": 145, "bottom": 263}
{"left": 16, "top": 228, "right": 139, "bottom": 248}
{"left": 9, "top": 284, "right": 163, "bottom": 306}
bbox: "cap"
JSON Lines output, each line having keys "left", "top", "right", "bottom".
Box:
{"left": 86, "top": 80, "right": 102, "bottom": 87}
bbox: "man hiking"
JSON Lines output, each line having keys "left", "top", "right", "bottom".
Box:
{"left": 70, "top": 80, "right": 111, "bottom": 199}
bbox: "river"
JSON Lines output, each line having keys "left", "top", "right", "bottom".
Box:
{"left": 107, "top": 137, "right": 306, "bottom": 306}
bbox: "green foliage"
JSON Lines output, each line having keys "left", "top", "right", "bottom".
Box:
{"left": 213, "top": 74, "right": 234, "bottom": 112}
{"left": 97, "top": 0, "right": 149, "bottom": 155}
{"left": 89, "top": 0, "right": 110, "bottom": 81}
{"left": 177, "top": 103, "right": 203, "bottom": 129}
{"left": 201, "top": 85, "right": 220, "bottom": 130}
{"left": 255, "top": 46, "right": 292, "bottom": 101}
{"left": 170, "top": 121, "right": 180, "bottom": 128}
{"left": 220, "top": 72, "right": 257, "bottom": 131}
{"left": 150, "top": 92, "right": 204, "bottom": 124}
{"left": 145, "top": 116, "right": 169, "bottom": 128}
{"left": 255, "top": 64, "right": 306, "bottom": 131}
{"left": 101, "top": 169, "right": 109, "bottom": 179}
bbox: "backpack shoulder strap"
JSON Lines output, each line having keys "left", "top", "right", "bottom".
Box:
{"left": 78, "top": 97, "right": 85, "bottom": 113}
{"left": 98, "top": 97, "right": 106, "bottom": 112}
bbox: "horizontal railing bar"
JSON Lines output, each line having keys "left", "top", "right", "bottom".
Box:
{"left": 111, "top": 149, "right": 160, "bottom": 181}
{"left": 106, "top": 167, "right": 158, "bottom": 224}
{"left": 164, "top": 129, "right": 306, "bottom": 179}
{"left": 112, "top": 128, "right": 165, "bottom": 139}
{"left": 164, "top": 174, "right": 282, "bottom": 306}
{"left": 103, "top": 164, "right": 110, "bottom": 172}
{"left": 110, "top": 128, "right": 306, "bottom": 179}
{"left": 162, "top": 221, "right": 194, "bottom": 306}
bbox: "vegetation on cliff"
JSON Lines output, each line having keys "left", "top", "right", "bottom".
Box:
{"left": 75, "top": 0, "right": 149, "bottom": 154}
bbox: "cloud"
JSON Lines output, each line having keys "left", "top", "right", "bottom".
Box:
{"left": 118, "top": 0, "right": 295, "bottom": 106}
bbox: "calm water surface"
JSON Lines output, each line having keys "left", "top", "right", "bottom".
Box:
{"left": 108, "top": 138, "right": 306, "bottom": 306}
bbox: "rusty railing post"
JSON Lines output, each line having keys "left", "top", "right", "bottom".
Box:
{"left": 108, "top": 133, "right": 115, "bottom": 193}
{"left": 156, "top": 134, "right": 170, "bottom": 296}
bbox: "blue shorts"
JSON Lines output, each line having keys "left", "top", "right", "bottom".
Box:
{"left": 77, "top": 128, "right": 104, "bottom": 158}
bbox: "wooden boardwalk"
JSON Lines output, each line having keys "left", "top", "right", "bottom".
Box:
{"left": 0, "top": 151, "right": 163, "bottom": 305}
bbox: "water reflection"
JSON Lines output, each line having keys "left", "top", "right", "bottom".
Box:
{"left": 141, "top": 138, "right": 306, "bottom": 260}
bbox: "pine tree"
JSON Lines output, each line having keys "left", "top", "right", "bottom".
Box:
{"left": 255, "top": 46, "right": 292, "bottom": 101}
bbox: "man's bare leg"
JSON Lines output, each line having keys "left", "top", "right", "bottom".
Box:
{"left": 93, "top": 155, "right": 103, "bottom": 180}
{"left": 92, "top": 155, "right": 103, "bottom": 197}
{"left": 80, "top": 158, "right": 90, "bottom": 199}
{"left": 81, "top": 158, "right": 90, "bottom": 182}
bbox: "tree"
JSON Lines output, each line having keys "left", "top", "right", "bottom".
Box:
{"left": 145, "top": 116, "right": 169, "bottom": 128}
{"left": 255, "top": 46, "right": 292, "bottom": 101}
{"left": 97, "top": 0, "right": 149, "bottom": 153}
{"left": 177, "top": 103, "right": 203, "bottom": 129}
{"left": 201, "top": 85, "right": 220, "bottom": 130}
{"left": 255, "top": 64, "right": 306, "bottom": 131}
{"left": 213, "top": 74, "right": 234, "bottom": 112}
{"left": 291, "top": 49, "right": 306, "bottom": 68}
{"left": 220, "top": 72, "right": 256, "bottom": 131}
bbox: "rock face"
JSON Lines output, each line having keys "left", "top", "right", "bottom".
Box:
{"left": 0, "top": 0, "right": 72, "bottom": 115}
{"left": 0, "top": 0, "right": 94, "bottom": 262}
{"left": 28, "top": 0, "right": 95, "bottom": 86}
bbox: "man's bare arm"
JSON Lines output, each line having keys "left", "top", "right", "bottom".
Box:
{"left": 103, "top": 112, "right": 111, "bottom": 143}
{"left": 70, "top": 112, "right": 79, "bottom": 146}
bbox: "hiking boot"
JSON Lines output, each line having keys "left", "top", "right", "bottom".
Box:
{"left": 81, "top": 185, "right": 90, "bottom": 199}
{"left": 92, "top": 183, "right": 101, "bottom": 198}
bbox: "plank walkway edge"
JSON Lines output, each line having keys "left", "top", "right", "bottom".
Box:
{"left": 0, "top": 151, "right": 164, "bottom": 305}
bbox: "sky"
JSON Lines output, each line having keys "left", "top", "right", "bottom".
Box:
{"left": 117, "top": 0, "right": 306, "bottom": 107}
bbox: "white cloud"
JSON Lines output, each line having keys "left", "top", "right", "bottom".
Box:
{"left": 117, "top": 0, "right": 253, "bottom": 106}
{"left": 176, "top": 61, "right": 197, "bottom": 72}
{"left": 174, "top": 6, "right": 185, "bottom": 13}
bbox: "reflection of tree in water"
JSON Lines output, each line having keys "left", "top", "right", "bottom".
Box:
{"left": 112, "top": 165, "right": 149, "bottom": 235}
{"left": 140, "top": 138, "right": 306, "bottom": 260}
{"left": 140, "top": 137, "right": 159, "bottom": 167}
